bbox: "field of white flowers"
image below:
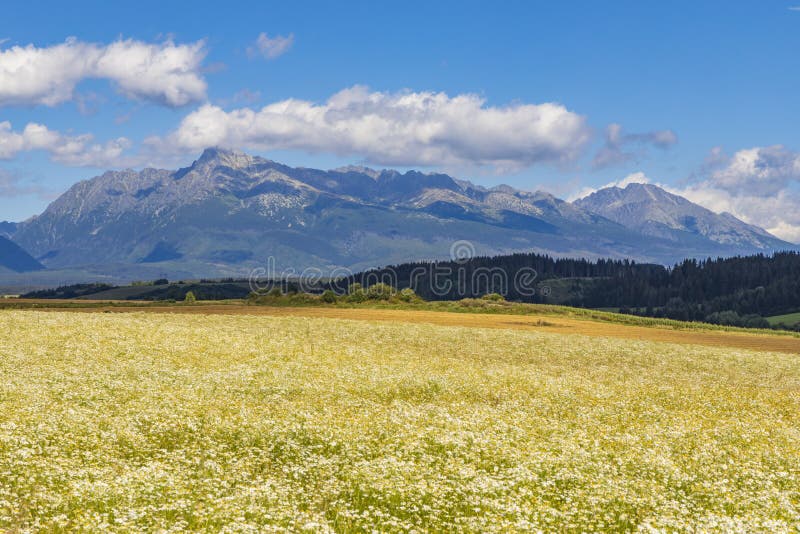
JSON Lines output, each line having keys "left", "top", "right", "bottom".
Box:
{"left": 0, "top": 310, "right": 798, "bottom": 532}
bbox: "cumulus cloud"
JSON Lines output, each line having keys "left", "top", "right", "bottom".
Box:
{"left": 0, "top": 121, "right": 131, "bottom": 167}
{"left": 0, "top": 37, "right": 207, "bottom": 107}
{"left": 679, "top": 183, "right": 800, "bottom": 243}
{"left": 154, "top": 85, "right": 591, "bottom": 171}
{"left": 592, "top": 123, "right": 678, "bottom": 169}
{"left": 677, "top": 146, "right": 800, "bottom": 243}
{"left": 701, "top": 145, "right": 800, "bottom": 196}
{"left": 247, "top": 33, "right": 294, "bottom": 60}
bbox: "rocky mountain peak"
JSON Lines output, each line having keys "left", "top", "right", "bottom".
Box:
{"left": 574, "top": 182, "right": 790, "bottom": 249}
{"left": 333, "top": 165, "right": 382, "bottom": 179}
{"left": 490, "top": 184, "right": 517, "bottom": 194}
{"left": 194, "top": 147, "right": 256, "bottom": 170}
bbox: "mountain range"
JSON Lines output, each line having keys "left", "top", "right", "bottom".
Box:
{"left": 2, "top": 148, "right": 795, "bottom": 281}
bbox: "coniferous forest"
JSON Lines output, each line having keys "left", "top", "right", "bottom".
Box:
{"left": 349, "top": 251, "right": 800, "bottom": 329}
{"left": 22, "top": 252, "right": 800, "bottom": 330}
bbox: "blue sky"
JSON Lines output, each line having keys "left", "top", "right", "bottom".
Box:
{"left": 2, "top": 0, "right": 800, "bottom": 240}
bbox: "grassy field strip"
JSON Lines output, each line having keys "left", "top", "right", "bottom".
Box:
{"left": 29, "top": 303, "right": 800, "bottom": 355}
{"left": 767, "top": 312, "right": 800, "bottom": 326}
{"left": 246, "top": 306, "right": 800, "bottom": 355}
{"left": 10, "top": 297, "right": 800, "bottom": 338}
{"left": 1, "top": 309, "right": 799, "bottom": 531}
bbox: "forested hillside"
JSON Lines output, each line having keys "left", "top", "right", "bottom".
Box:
{"left": 25, "top": 251, "right": 800, "bottom": 330}
{"left": 352, "top": 251, "right": 800, "bottom": 328}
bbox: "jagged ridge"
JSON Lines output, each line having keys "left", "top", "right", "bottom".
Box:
{"left": 8, "top": 148, "right": 794, "bottom": 278}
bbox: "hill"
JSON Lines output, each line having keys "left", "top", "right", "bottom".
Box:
{"left": 347, "top": 250, "right": 800, "bottom": 328}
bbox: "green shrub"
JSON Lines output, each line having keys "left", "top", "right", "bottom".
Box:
{"left": 348, "top": 283, "right": 363, "bottom": 294}
{"left": 366, "top": 283, "right": 395, "bottom": 301}
{"left": 184, "top": 291, "right": 197, "bottom": 304}
{"left": 321, "top": 290, "right": 338, "bottom": 303}
{"left": 286, "top": 292, "right": 318, "bottom": 304}
{"left": 397, "top": 288, "right": 421, "bottom": 303}
{"left": 347, "top": 283, "right": 367, "bottom": 302}
{"left": 458, "top": 298, "right": 487, "bottom": 308}
{"left": 481, "top": 293, "right": 506, "bottom": 302}
{"left": 348, "top": 291, "right": 366, "bottom": 303}
{"left": 742, "top": 315, "right": 770, "bottom": 329}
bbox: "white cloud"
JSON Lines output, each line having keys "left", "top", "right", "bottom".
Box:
{"left": 703, "top": 145, "right": 800, "bottom": 196}
{"left": 679, "top": 182, "right": 800, "bottom": 243}
{"left": 0, "top": 121, "right": 131, "bottom": 167}
{"left": 247, "top": 33, "right": 294, "bottom": 60}
{"left": 0, "top": 37, "right": 207, "bottom": 107}
{"left": 592, "top": 123, "right": 678, "bottom": 169}
{"left": 154, "top": 85, "right": 591, "bottom": 171}
{"left": 766, "top": 220, "right": 800, "bottom": 244}
{"left": 675, "top": 146, "right": 800, "bottom": 243}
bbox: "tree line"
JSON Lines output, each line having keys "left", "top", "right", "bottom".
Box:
{"left": 346, "top": 251, "right": 800, "bottom": 328}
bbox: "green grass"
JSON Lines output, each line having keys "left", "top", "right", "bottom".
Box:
{"left": 766, "top": 311, "right": 800, "bottom": 327}
{"left": 75, "top": 284, "right": 172, "bottom": 300}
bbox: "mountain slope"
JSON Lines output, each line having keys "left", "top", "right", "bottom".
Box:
{"left": 574, "top": 183, "right": 792, "bottom": 250}
{"left": 0, "top": 236, "right": 45, "bottom": 273}
{"left": 10, "top": 149, "right": 793, "bottom": 278}
{"left": 0, "top": 221, "right": 16, "bottom": 238}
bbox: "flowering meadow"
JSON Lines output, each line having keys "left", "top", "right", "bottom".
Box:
{"left": 0, "top": 310, "right": 798, "bottom": 532}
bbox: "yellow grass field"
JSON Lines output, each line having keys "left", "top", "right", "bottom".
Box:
{"left": 1, "top": 309, "right": 799, "bottom": 531}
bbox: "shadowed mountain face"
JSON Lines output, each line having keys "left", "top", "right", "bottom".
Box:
{"left": 8, "top": 148, "right": 795, "bottom": 278}
{"left": 0, "top": 221, "right": 16, "bottom": 238}
{"left": 0, "top": 236, "right": 44, "bottom": 273}
{"left": 573, "top": 183, "right": 790, "bottom": 249}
